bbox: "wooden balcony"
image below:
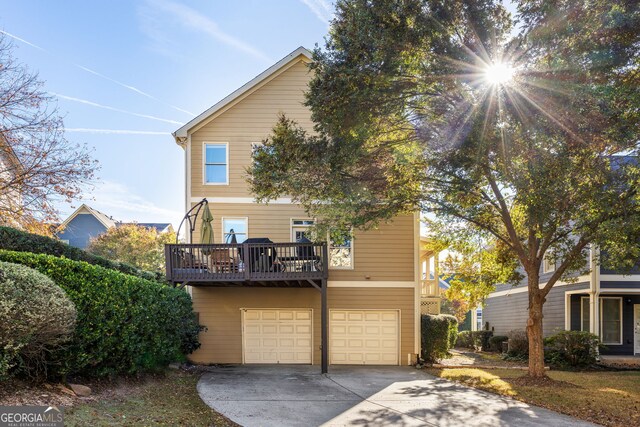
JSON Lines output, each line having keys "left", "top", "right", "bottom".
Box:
{"left": 165, "top": 242, "right": 328, "bottom": 288}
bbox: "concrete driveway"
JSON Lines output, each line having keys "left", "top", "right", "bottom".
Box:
{"left": 197, "top": 365, "right": 595, "bottom": 427}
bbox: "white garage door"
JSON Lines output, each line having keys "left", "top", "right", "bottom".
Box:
{"left": 243, "top": 309, "right": 312, "bottom": 364}
{"left": 330, "top": 310, "right": 399, "bottom": 365}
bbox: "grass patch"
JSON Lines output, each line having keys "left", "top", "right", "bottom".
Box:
{"left": 426, "top": 367, "right": 640, "bottom": 427}
{"left": 65, "top": 370, "right": 237, "bottom": 427}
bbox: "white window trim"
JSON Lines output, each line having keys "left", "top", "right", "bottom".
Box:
{"left": 600, "top": 297, "right": 623, "bottom": 345}
{"left": 328, "top": 230, "right": 355, "bottom": 270}
{"left": 290, "top": 218, "right": 315, "bottom": 241}
{"left": 580, "top": 296, "right": 590, "bottom": 332}
{"left": 203, "top": 142, "right": 229, "bottom": 185}
{"left": 543, "top": 251, "right": 556, "bottom": 274}
{"left": 221, "top": 217, "right": 248, "bottom": 243}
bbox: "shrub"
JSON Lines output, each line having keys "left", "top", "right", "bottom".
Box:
{"left": 489, "top": 335, "right": 508, "bottom": 352}
{"left": 0, "top": 250, "right": 202, "bottom": 378}
{"left": 0, "top": 226, "right": 164, "bottom": 283}
{"left": 421, "top": 314, "right": 457, "bottom": 363}
{"left": 0, "top": 262, "right": 76, "bottom": 379}
{"left": 472, "top": 330, "right": 493, "bottom": 351}
{"left": 456, "top": 330, "right": 474, "bottom": 349}
{"left": 544, "top": 330, "right": 601, "bottom": 369}
{"left": 440, "top": 314, "right": 459, "bottom": 348}
{"left": 506, "top": 330, "right": 529, "bottom": 358}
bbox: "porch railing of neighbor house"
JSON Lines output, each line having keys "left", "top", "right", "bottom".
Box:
{"left": 165, "top": 242, "right": 328, "bottom": 285}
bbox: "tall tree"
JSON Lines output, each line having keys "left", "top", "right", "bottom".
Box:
{"left": 249, "top": 0, "right": 640, "bottom": 377}
{"left": 0, "top": 34, "right": 96, "bottom": 234}
{"left": 87, "top": 224, "right": 176, "bottom": 273}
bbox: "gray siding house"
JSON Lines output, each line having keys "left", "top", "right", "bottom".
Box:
{"left": 56, "top": 204, "right": 172, "bottom": 249}
{"left": 484, "top": 250, "right": 640, "bottom": 356}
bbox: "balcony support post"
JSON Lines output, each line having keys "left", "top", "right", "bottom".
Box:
{"left": 321, "top": 277, "right": 328, "bottom": 374}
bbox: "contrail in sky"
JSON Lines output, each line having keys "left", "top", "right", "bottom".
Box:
{"left": 0, "top": 29, "right": 195, "bottom": 116}
{"left": 51, "top": 92, "right": 184, "bottom": 125}
{"left": 65, "top": 128, "right": 170, "bottom": 135}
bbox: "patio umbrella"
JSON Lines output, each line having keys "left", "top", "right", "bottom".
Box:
{"left": 200, "top": 203, "right": 214, "bottom": 254}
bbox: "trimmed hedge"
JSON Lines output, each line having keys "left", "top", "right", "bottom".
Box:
{"left": 0, "top": 250, "right": 201, "bottom": 378}
{"left": 544, "top": 330, "right": 601, "bottom": 368}
{"left": 489, "top": 335, "right": 508, "bottom": 352}
{"left": 421, "top": 314, "right": 458, "bottom": 363}
{"left": 506, "top": 330, "right": 528, "bottom": 358}
{"left": 455, "top": 330, "right": 494, "bottom": 351}
{"left": 0, "top": 226, "right": 164, "bottom": 283}
{"left": 0, "top": 262, "right": 76, "bottom": 379}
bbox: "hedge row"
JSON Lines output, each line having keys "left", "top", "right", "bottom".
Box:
{"left": 0, "top": 226, "right": 164, "bottom": 283}
{"left": 0, "top": 250, "right": 201, "bottom": 378}
{"left": 456, "top": 330, "right": 494, "bottom": 351}
{"left": 421, "top": 314, "right": 458, "bottom": 363}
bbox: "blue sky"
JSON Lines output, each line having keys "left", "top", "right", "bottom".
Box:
{"left": 1, "top": 1, "right": 517, "bottom": 228}
{"left": 0, "top": 0, "right": 333, "bottom": 227}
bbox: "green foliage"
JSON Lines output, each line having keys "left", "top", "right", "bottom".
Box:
{"left": 456, "top": 330, "right": 474, "bottom": 349}
{"left": 421, "top": 314, "right": 458, "bottom": 363}
{"left": 506, "top": 330, "right": 529, "bottom": 358}
{"left": 87, "top": 224, "right": 176, "bottom": 273}
{"left": 439, "top": 241, "right": 523, "bottom": 316}
{"left": 489, "top": 336, "right": 509, "bottom": 353}
{"left": 0, "top": 226, "right": 165, "bottom": 283}
{"left": 0, "top": 262, "right": 76, "bottom": 380}
{"left": 247, "top": 0, "right": 640, "bottom": 376}
{"left": 455, "top": 330, "right": 495, "bottom": 351}
{"left": 544, "top": 331, "right": 601, "bottom": 369}
{"left": 0, "top": 250, "right": 202, "bottom": 378}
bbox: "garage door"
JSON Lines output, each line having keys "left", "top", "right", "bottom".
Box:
{"left": 243, "top": 309, "right": 312, "bottom": 364}
{"left": 330, "top": 310, "right": 399, "bottom": 365}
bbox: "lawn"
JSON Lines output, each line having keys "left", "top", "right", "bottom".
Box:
{"left": 64, "top": 370, "right": 237, "bottom": 427}
{"left": 426, "top": 367, "right": 640, "bottom": 427}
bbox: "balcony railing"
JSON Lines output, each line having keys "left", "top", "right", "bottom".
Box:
{"left": 165, "top": 242, "right": 328, "bottom": 286}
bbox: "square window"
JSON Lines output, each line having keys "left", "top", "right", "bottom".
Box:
{"left": 223, "top": 218, "right": 247, "bottom": 243}
{"left": 204, "top": 144, "right": 228, "bottom": 184}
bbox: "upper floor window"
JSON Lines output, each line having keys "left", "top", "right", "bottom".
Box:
{"left": 223, "top": 217, "right": 247, "bottom": 243}
{"left": 543, "top": 250, "right": 556, "bottom": 274}
{"left": 329, "top": 231, "right": 353, "bottom": 269}
{"left": 204, "top": 143, "right": 228, "bottom": 184}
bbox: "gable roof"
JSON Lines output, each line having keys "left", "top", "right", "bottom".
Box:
{"left": 121, "top": 222, "right": 173, "bottom": 233}
{"left": 173, "top": 46, "right": 313, "bottom": 142}
{"left": 58, "top": 204, "right": 117, "bottom": 231}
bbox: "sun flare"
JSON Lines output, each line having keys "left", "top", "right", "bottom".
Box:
{"left": 484, "top": 62, "right": 515, "bottom": 86}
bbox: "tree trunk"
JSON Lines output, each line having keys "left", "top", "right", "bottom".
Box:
{"left": 527, "top": 274, "right": 547, "bottom": 378}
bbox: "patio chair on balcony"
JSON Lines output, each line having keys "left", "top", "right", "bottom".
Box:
{"left": 173, "top": 248, "right": 208, "bottom": 273}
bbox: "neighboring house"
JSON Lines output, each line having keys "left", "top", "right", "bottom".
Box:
{"left": 166, "top": 47, "right": 439, "bottom": 370}
{"left": 56, "top": 204, "right": 173, "bottom": 248}
{"left": 484, "top": 251, "right": 640, "bottom": 356}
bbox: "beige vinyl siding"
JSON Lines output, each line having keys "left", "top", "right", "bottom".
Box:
{"left": 189, "top": 202, "right": 416, "bottom": 282}
{"left": 191, "top": 59, "right": 313, "bottom": 197}
{"left": 189, "top": 287, "right": 415, "bottom": 365}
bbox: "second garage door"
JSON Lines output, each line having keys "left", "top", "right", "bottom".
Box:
{"left": 330, "top": 310, "right": 399, "bottom": 365}
{"left": 243, "top": 309, "right": 312, "bottom": 364}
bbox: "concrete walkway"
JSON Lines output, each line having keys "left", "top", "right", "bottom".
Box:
{"left": 197, "top": 365, "right": 596, "bottom": 427}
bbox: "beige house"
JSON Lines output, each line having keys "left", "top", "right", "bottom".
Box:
{"left": 168, "top": 47, "right": 438, "bottom": 371}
